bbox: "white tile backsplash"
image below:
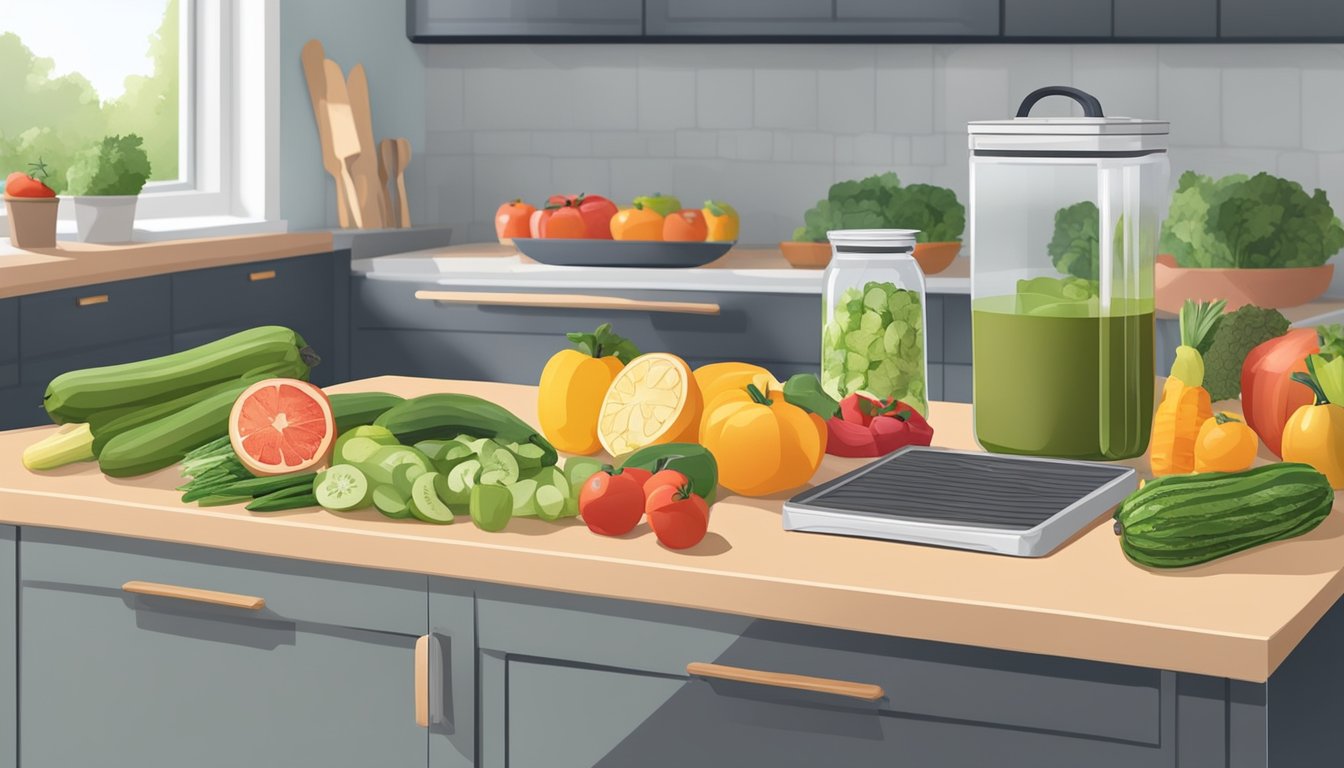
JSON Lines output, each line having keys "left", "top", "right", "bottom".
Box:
{"left": 422, "top": 42, "right": 1344, "bottom": 245}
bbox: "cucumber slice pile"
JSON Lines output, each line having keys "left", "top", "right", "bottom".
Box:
{"left": 314, "top": 464, "right": 373, "bottom": 512}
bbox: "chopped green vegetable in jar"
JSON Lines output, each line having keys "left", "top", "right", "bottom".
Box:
{"left": 822, "top": 281, "right": 927, "bottom": 414}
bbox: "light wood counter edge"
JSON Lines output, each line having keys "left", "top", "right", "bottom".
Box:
{"left": 0, "top": 231, "right": 335, "bottom": 299}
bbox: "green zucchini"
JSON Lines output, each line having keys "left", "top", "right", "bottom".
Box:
{"left": 328, "top": 392, "right": 404, "bottom": 432}
{"left": 1114, "top": 463, "right": 1335, "bottom": 568}
{"left": 98, "top": 384, "right": 250, "bottom": 478}
{"left": 45, "top": 325, "right": 319, "bottom": 424}
{"left": 374, "top": 394, "right": 557, "bottom": 468}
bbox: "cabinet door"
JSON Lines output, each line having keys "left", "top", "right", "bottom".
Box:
{"left": 1004, "top": 0, "right": 1110, "bottom": 36}
{"left": 429, "top": 578, "right": 477, "bottom": 768}
{"left": 0, "top": 299, "right": 16, "bottom": 391}
{"left": 0, "top": 527, "right": 13, "bottom": 768}
{"left": 19, "top": 529, "right": 429, "bottom": 768}
{"left": 646, "top": 0, "right": 999, "bottom": 37}
{"left": 1221, "top": 0, "right": 1344, "bottom": 38}
{"left": 476, "top": 585, "right": 1181, "bottom": 768}
{"left": 409, "top": 0, "right": 643, "bottom": 40}
{"left": 1115, "top": 0, "right": 1216, "bottom": 37}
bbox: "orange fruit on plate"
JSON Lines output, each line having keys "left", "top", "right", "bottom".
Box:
{"left": 543, "top": 206, "right": 588, "bottom": 239}
{"left": 609, "top": 204, "right": 664, "bottom": 241}
{"left": 229, "top": 378, "right": 335, "bottom": 476}
{"left": 597, "top": 353, "right": 702, "bottom": 457}
{"left": 663, "top": 209, "right": 708, "bottom": 241}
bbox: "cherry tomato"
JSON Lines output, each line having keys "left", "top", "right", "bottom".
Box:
{"left": 578, "top": 469, "right": 645, "bottom": 536}
{"left": 618, "top": 466, "right": 653, "bottom": 488}
{"left": 645, "top": 483, "right": 710, "bottom": 550}
{"left": 4, "top": 171, "right": 55, "bottom": 198}
{"left": 643, "top": 469, "right": 689, "bottom": 498}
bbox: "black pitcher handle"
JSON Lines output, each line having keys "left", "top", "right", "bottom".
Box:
{"left": 1016, "top": 86, "right": 1105, "bottom": 118}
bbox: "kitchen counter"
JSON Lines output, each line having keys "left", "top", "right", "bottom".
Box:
{"left": 0, "top": 232, "right": 335, "bottom": 299}
{"left": 356, "top": 242, "right": 972, "bottom": 294}
{"left": 2, "top": 376, "right": 1339, "bottom": 683}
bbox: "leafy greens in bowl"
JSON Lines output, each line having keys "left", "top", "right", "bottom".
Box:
{"left": 793, "top": 172, "right": 965, "bottom": 244}
{"left": 1160, "top": 171, "right": 1344, "bottom": 269}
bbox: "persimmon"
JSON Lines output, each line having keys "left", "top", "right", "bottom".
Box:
{"left": 609, "top": 203, "right": 664, "bottom": 241}
{"left": 543, "top": 204, "right": 588, "bottom": 239}
{"left": 663, "top": 209, "right": 708, "bottom": 242}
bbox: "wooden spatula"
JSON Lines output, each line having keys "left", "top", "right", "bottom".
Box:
{"left": 300, "top": 40, "right": 350, "bottom": 227}
{"left": 323, "top": 59, "right": 380, "bottom": 229}
{"left": 394, "top": 137, "right": 412, "bottom": 228}
{"left": 379, "top": 139, "right": 401, "bottom": 228}
{"left": 346, "top": 64, "right": 387, "bottom": 228}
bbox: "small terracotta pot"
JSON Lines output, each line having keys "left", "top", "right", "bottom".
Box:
{"left": 913, "top": 241, "right": 961, "bottom": 275}
{"left": 779, "top": 241, "right": 832, "bottom": 269}
{"left": 5, "top": 195, "right": 60, "bottom": 249}
{"left": 1154, "top": 253, "right": 1335, "bottom": 313}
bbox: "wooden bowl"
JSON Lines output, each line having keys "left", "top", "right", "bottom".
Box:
{"left": 779, "top": 241, "right": 832, "bottom": 269}
{"left": 913, "top": 241, "right": 961, "bottom": 275}
{"left": 1154, "top": 254, "right": 1335, "bottom": 314}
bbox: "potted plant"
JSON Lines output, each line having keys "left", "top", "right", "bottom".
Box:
{"left": 64, "top": 134, "right": 152, "bottom": 244}
{"left": 785, "top": 173, "right": 966, "bottom": 273}
{"left": 1156, "top": 171, "right": 1344, "bottom": 313}
{"left": 4, "top": 159, "right": 60, "bottom": 249}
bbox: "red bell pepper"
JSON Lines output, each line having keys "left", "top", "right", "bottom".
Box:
{"left": 826, "top": 394, "right": 934, "bottom": 458}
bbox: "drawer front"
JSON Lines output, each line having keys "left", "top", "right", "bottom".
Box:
{"left": 20, "top": 276, "right": 171, "bottom": 358}
{"left": 355, "top": 278, "right": 819, "bottom": 367}
{"left": 0, "top": 299, "right": 16, "bottom": 378}
{"left": 20, "top": 335, "right": 172, "bottom": 390}
{"left": 477, "top": 585, "right": 1167, "bottom": 748}
{"left": 171, "top": 254, "right": 333, "bottom": 333}
{"left": 21, "top": 528, "right": 427, "bottom": 635}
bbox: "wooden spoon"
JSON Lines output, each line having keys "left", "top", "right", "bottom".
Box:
{"left": 394, "top": 137, "right": 412, "bottom": 228}
{"left": 322, "top": 60, "right": 367, "bottom": 229}
{"left": 346, "top": 64, "right": 387, "bottom": 228}
{"left": 299, "top": 40, "right": 350, "bottom": 227}
{"left": 379, "top": 139, "right": 401, "bottom": 228}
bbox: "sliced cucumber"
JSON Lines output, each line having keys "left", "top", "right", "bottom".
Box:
{"left": 393, "top": 462, "right": 428, "bottom": 497}
{"left": 530, "top": 466, "right": 569, "bottom": 497}
{"left": 534, "top": 485, "right": 567, "bottom": 521}
{"left": 314, "top": 464, "right": 372, "bottom": 512}
{"left": 360, "top": 445, "right": 433, "bottom": 486}
{"left": 409, "top": 472, "right": 454, "bottom": 524}
{"left": 334, "top": 436, "right": 384, "bottom": 467}
{"left": 469, "top": 484, "right": 512, "bottom": 532}
{"left": 373, "top": 485, "right": 412, "bottom": 519}
{"left": 508, "top": 478, "right": 539, "bottom": 517}
{"left": 439, "top": 459, "right": 481, "bottom": 506}
{"left": 511, "top": 442, "right": 547, "bottom": 470}
{"left": 479, "top": 445, "right": 520, "bottom": 486}
{"left": 433, "top": 441, "right": 476, "bottom": 475}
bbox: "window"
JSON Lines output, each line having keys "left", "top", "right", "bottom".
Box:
{"left": 0, "top": 0, "right": 278, "bottom": 233}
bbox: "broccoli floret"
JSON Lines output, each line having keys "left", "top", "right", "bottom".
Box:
{"left": 1202, "top": 305, "right": 1291, "bottom": 401}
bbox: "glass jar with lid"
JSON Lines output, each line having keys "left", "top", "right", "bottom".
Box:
{"left": 968, "top": 86, "right": 1169, "bottom": 460}
{"left": 821, "top": 229, "right": 929, "bottom": 415}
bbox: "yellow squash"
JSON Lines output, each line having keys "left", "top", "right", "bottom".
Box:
{"left": 1282, "top": 355, "right": 1344, "bottom": 489}
{"left": 700, "top": 378, "right": 826, "bottom": 497}
{"left": 537, "top": 324, "right": 639, "bottom": 455}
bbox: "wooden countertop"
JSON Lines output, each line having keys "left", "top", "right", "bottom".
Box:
{"left": 1, "top": 375, "right": 1340, "bottom": 682}
{"left": 0, "top": 232, "right": 335, "bottom": 299}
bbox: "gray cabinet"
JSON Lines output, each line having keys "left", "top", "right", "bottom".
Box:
{"left": 0, "top": 527, "right": 13, "bottom": 768}
{"left": 18, "top": 529, "right": 431, "bottom": 768}
{"left": 474, "top": 584, "right": 1208, "bottom": 767}
{"left": 1115, "top": 0, "right": 1217, "bottom": 38}
{"left": 646, "top": 0, "right": 999, "bottom": 37}
{"left": 429, "top": 578, "right": 476, "bottom": 768}
{"left": 1221, "top": 0, "right": 1344, "bottom": 38}
{"left": 408, "top": 0, "right": 643, "bottom": 39}
{"left": 352, "top": 277, "right": 820, "bottom": 385}
{"left": 1004, "top": 0, "right": 1111, "bottom": 37}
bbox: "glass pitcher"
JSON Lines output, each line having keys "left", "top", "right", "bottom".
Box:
{"left": 968, "top": 86, "right": 1169, "bottom": 460}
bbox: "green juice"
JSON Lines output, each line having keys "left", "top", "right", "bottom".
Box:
{"left": 972, "top": 295, "right": 1154, "bottom": 461}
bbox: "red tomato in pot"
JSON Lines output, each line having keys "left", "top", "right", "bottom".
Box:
{"left": 645, "top": 483, "right": 709, "bottom": 549}
{"left": 4, "top": 171, "right": 55, "bottom": 198}
{"left": 579, "top": 469, "right": 645, "bottom": 536}
{"left": 495, "top": 199, "right": 535, "bottom": 242}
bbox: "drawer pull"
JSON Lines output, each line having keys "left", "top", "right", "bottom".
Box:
{"left": 249, "top": 270, "right": 277, "bottom": 282}
{"left": 414, "top": 290, "right": 721, "bottom": 316}
{"left": 121, "top": 580, "right": 266, "bottom": 611}
{"left": 686, "top": 662, "right": 885, "bottom": 702}
{"left": 76, "top": 294, "right": 109, "bottom": 307}
{"left": 414, "top": 634, "right": 430, "bottom": 728}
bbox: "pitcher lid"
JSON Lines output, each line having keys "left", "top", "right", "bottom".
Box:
{"left": 826, "top": 229, "right": 919, "bottom": 249}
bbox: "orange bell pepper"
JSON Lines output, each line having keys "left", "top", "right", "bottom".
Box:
{"left": 700, "top": 378, "right": 826, "bottom": 497}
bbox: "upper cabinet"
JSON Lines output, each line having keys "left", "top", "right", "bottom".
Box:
{"left": 1220, "top": 0, "right": 1344, "bottom": 38}
{"left": 645, "top": 0, "right": 999, "bottom": 37}
{"left": 1004, "top": 0, "right": 1110, "bottom": 37}
{"left": 408, "top": 0, "right": 643, "bottom": 40}
{"left": 1114, "top": 0, "right": 1217, "bottom": 38}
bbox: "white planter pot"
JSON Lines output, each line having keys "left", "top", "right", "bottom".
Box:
{"left": 72, "top": 195, "right": 139, "bottom": 244}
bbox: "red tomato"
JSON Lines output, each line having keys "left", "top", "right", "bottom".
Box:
{"left": 546, "top": 194, "right": 617, "bottom": 239}
{"left": 495, "top": 199, "right": 535, "bottom": 242}
{"left": 643, "top": 469, "right": 688, "bottom": 498}
{"left": 529, "top": 208, "right": 551, "bottom": 238}
{"left": 618, "top": 466, "right": 653, "bottom": 488}
{"left": 544, "top": 205, "right": 588, "bottom": 239}
{"left": 825, "top": 394, "right": 934, "bottom": 458}
{"left": 4, "top": 171, "right": 55, "bottom": 199}
{"left": 579, "top": 470, "right": 645, "bottom": 536}
{"left": 645, "top": 484, "right": 710, "bottom": 549}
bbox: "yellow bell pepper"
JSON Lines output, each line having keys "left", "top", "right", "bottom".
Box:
{"left": 1282, "top": 355, "right": 1344, "bottom": 488}
{"left": 537, "top": 324, "right": 640, "bottom": 455}
{"left": 702, "top": 200, "right": 739, "bottom": 242}
{"left": 700, "top": 378, "right": 826, "bottom": 497}
{"left": 693, "top": 362, "right": 780, "bottom": 423}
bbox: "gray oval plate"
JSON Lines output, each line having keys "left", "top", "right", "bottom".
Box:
{"left": 512, "top": 238, "right": 735, "bottom": 268}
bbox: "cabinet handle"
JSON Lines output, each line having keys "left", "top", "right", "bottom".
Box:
{"left": 414, "top": 290, "right": 721, "bottom": 316}
{"left": 121, "top": 581, "right": 266, "bottom": 611}
{"left": 76, "top": 294, "right": 109, "bottom": 307}
{"left": 249, "top": 269, "right": 277, "bottom": 282}
{"left": 414, "top": 634, "right": 430, "bottom": 728}
{"left": 686, "top": 662, "right": 885, "bottom": 702}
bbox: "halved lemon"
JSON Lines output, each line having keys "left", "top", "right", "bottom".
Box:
{"left": 597, "top": 353, "right": 701, "bottom": 458}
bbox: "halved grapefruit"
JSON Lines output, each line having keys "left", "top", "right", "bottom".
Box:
{"left": 229, "top": 378, "right": 336, "bottom": 476}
